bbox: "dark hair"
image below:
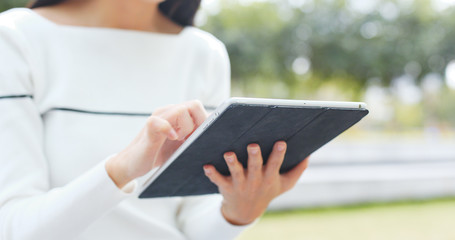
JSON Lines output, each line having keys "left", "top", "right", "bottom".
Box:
{"left": 28, "top": 0, "right": 201, "bottom": 26}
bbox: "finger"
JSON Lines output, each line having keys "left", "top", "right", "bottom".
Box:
{"left": 203, "top": 165, "right": 229, "bottom": 189}
{"left": 184, "top": 100, "right": 208, "bottom": 127}
{"left": 224, "top": 152, "right": 245, "bottom": 185}
{"left": 247, "top": 143, "right": 263, "bottom": 180}
{"left": 146, "top": 116, "right": 178, "bottom": 141}
{"left": 265, "top": 141, "right": 287, "bottom": 177}
{"left": 281, "top": 157, "right": 310, "bottom": 192}
{"left": 168, "top": 105, "right": 195, "bottom": 140}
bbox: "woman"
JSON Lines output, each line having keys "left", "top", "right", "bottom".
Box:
{"left": 0, "top": 0, "right": 309, "bottom": 239}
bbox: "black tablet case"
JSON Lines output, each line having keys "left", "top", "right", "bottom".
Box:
{"left": 139, "top": 104, "right": 368, "bottom": 198}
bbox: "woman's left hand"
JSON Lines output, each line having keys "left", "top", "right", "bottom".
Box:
{"left": 203, "top": 141, "right": 309, "bottom": 225}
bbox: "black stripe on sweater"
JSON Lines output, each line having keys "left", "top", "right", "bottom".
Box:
{"left": 0, "top": 95, "right": 216, "bottom": 116}
{"left": 47, "top": 107, "right": 151, "bottom": 117}
{"left": 0, "top": 94, "right": 33, "bottom": 100}
{"left": 44, "top": 106, "right": 217, "bottom": 117}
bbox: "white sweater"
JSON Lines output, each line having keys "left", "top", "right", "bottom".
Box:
{"left": 0, "top": 8, "right": 248, "bottom": 240}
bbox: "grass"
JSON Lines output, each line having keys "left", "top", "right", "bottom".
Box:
{"left": 236, "top": 198, "right": 455, "bottom": 240}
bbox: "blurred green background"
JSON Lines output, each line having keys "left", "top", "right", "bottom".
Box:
{"left": 2, "top": 0, "right": 455, "bottom": 239}
{"left": 238, "top": 198, "right": 455, "bottom": 240}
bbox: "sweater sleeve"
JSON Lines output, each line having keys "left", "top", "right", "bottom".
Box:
{"left": 177, "top": 195, "right": 253, "bottom": 240}
{"left": 177, "top": 39, "right": 254, "bottom": 240}
{"left": 0, "top": 23, "right": 133, "bottom": 240}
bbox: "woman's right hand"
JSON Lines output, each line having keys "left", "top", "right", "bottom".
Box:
{"left": 105, "top": 100, "right": 208, "bottom": 189}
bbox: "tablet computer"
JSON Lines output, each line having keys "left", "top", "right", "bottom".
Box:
{"left": 139, "top": 98, "right": 369, "bottom": 198}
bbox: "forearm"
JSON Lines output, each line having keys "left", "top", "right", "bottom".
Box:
{"left": 0, "top": 160, "right": 133, "bottom": 240}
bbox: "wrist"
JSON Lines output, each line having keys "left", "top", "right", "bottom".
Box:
{"left": 221, "top": 203, "right": 258, "bottom": 226}
{"left": 105, "top": 154, "right": 134, "bottom": 189}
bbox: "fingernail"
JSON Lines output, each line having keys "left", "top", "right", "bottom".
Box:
{"left": 225, "top": 153, "right": 234, "bottom": 162}
{"left": 225, "top": 155, "right": 234, "bottom": 163}
{"left": 203, "top": 166, "right": 211, "bottom": 174}
{"left": 277, "top": 143, "right": 285, "bottom": 151}
{"left": 250, "top": 147, "right": 258, "bottom": 154}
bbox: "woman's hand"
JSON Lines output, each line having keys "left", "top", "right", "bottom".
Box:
{"left": 106, "top": 100, "right": 208, "bottom": 189}
{"left": 203, "top": 141, "right": 309, "bottom": 225}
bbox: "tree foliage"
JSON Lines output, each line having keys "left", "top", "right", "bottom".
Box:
{"left": 203, "top": 0, "right": 455, "bottom": 96}
{"left": 0, "top": 0, "right": 28, "bottom": 12}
